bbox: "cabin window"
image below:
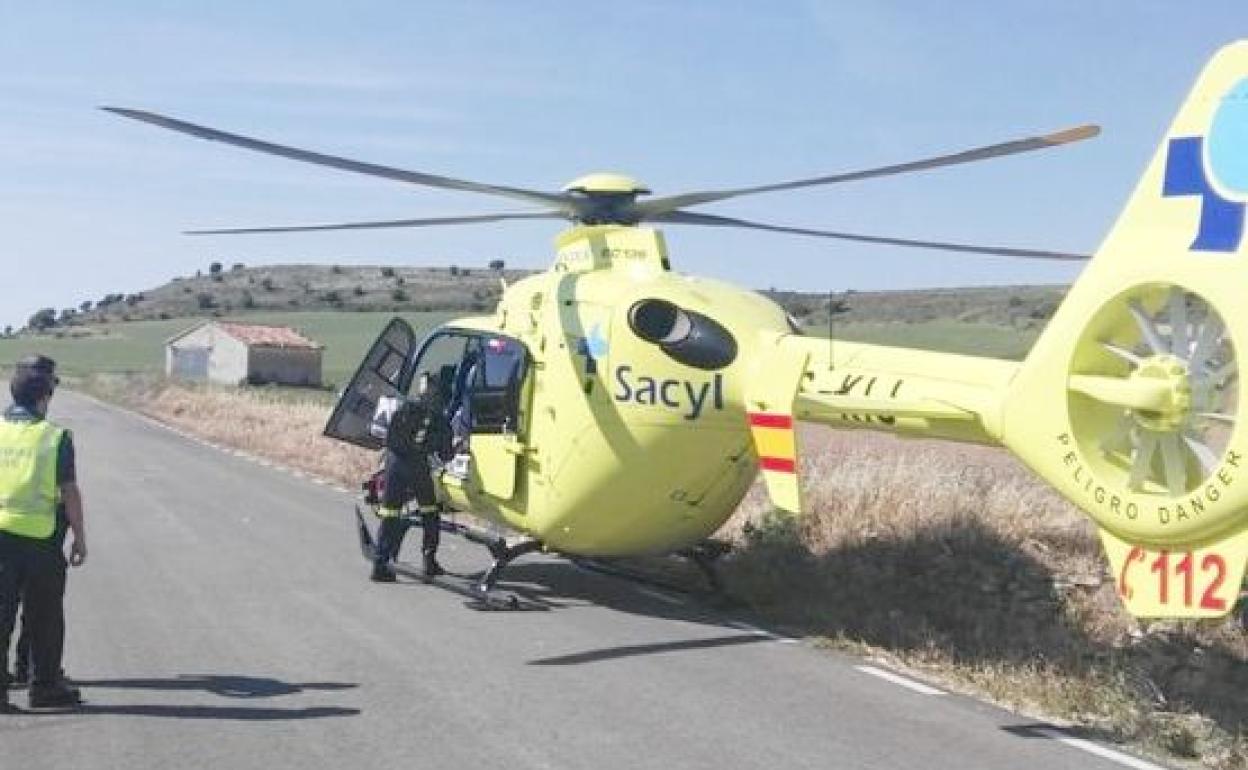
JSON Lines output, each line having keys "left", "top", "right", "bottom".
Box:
{"left": 408, "top": 330, "right": 528, "bottom": 439}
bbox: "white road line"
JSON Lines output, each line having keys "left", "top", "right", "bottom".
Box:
{"left": 1034, "top": 728, "right": 1168, "bottom": 770}
{"left": 633, "top": 586, "right": 686, "bottom": 606}
{"left": 728, "top": 621, "right": 799, "bottom": 644}
{"left": 854, "top": 665, "right": 944, "bottom": 696}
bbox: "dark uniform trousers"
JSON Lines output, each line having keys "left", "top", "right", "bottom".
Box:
{"left": 0, "top": 530, "right": 66, "bottom": 687}
{"left": 13, "top": 514, "right": 67, "bottom": 676}
{"left": 378, "top": 447, "right": 441, "bottom": 561}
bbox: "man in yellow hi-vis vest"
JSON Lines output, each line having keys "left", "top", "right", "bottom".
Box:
{"left": 0, "top": 356, "right": 86, "bottom": 711}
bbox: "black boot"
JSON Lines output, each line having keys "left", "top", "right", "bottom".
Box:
{"left": 370, "top": 517, "right": 408, "bottom": 582}
{"left": 421, "top": 511, "right": 444, "bottom": 581}
{"left": 28, "top": 679, "right": 81, "bottom": 709}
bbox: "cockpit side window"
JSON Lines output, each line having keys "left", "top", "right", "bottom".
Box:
{"left": 408, "top": 330, "right": 528, "bottom": 440}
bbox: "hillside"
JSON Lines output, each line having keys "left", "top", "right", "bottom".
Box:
{"left": 56, "top": 263, "right": 527, "bottom": 325}
{"left": 26, "top": 262, "right": 1069, "bottom": 331}
{"left": 768, "top": 284, "right": 1066, "bottom": 328}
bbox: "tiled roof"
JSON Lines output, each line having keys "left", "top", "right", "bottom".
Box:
{"left": 217, "top": 322, "right": 322, "bottom": 349}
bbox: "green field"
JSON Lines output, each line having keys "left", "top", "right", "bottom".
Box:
{"left": 0, "top": 311, "right": 457, "bottom": 388}
{"left": 0, "top": 312, "right": 1041, "bottom": 391}
{"left": 813, "top": 320, "right": 1040, "bottom": 360}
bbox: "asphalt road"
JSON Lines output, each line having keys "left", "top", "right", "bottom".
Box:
{"left": 0, "top": 392, "right": 1164, "bottom": 770}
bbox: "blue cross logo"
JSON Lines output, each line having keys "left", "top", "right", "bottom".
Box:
{"left": 576, "top": 323, "right": 610, "bottom": 376}
{"left": 1162, "top": 77, "right": 1248, "bottom": 253}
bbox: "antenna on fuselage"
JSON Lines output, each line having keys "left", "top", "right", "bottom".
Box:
{"left": 828, "top": 290, "right": 835, "bottom": 370}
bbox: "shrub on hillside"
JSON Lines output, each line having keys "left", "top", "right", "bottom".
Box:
{"left": 28, "top": 308, "right": 56, "bottom": 331}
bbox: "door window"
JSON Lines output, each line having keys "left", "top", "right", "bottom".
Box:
{"left": 410, "top": 331, "right": 528, "bottom": 440}
{"left": 323, "top": 318, "right": 417, "bottom": 450}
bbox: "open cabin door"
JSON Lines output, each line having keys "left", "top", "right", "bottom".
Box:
{"left": 323, "top": 318, "right": 418, "bottom": 450}
{"left": 411, "top": 331, "right": 529, "bottom": 500}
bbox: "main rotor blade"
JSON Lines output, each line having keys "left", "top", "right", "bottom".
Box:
{"left": 185, "top": 211, "right": 566, "bottom": 236}
{"left": 652, "top": 210, "right": 1090, "bottom": 260}
{"left": 635, "top": 125, "right": 1100, "bottom": 217}
{"left": 102, "top": 107, "right": 573, "bottom": 210}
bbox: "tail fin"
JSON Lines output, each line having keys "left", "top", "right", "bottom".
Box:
{"left": 1002, "top": 41, "right": 1248, "bottom": 617}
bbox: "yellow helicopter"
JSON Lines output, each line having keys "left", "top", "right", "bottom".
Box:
{"left": 106, "top": 41, "right": 1248, "bottom": 618}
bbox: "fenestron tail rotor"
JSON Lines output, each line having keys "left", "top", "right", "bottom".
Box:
{"left": 1068, "top": 285, "right": 1238, "bottom": 497}
{"left": 103, "top": 106, "right": 1097, "bottom": 259}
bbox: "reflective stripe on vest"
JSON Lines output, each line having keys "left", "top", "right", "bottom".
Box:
{"left": 0, "top": 420, "right": 64, "bottom": 539}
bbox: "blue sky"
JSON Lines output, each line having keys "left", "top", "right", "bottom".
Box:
{"left": 1, "top": 1, "right": 1243, "bottom": 330}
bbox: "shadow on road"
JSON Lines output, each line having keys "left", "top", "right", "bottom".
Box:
{"left": 71, "top": 675, "right": 357, "bottom": 699}
{"left": 71, "top": 703, "right": 360, "bottom": 721}
{"left": 528, "top": 633, "right": 771, "bottom": 666}
{"left": 7, "top": 675, "right": 361, "bottom": 722}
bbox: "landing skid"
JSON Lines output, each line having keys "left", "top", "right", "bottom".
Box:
{"left": 355, "top": 507, "right": 735, "bottom": 609}
{"left": 574, "top": 540, "right": 737, "bottom": 605}
{"left": 354, "top": 506, "right": 542, "bottom": 611}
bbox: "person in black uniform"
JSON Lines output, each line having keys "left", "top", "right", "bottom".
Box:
{"left": 11, "top": 504, "right": 67, "bottom": 687}
{"left": 371, "top": 371, "right": 450, "bottom": 583}
{"left": 0, "top": 356, "right": 86, "bottom": 711}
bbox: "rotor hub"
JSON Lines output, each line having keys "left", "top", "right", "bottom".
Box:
{"left": 1128, "top": 354, "right": 1193, "bottom": 432}
{"left": 562, "top": 173, "right": 651, "bottom": 196}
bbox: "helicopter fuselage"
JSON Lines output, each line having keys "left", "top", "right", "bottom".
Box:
{"left": 430, "top": 225, "right": 791, "bottom": 556}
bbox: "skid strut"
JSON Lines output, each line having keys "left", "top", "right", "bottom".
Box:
{"left": 574, "top": 539, "right": 734, "bottom": 599}
{"left": 479, "top": 539, "right": 543, "bottom": 594}
{"left": 354, "top": 505, "right": 544, "bottom": 607}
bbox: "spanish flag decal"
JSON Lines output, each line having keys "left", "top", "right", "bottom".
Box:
{"left": 748, "top": 412, "right": 797, "bottom": 472}
{"left": 748, "top": 411, "right": 801, "bottom": 512}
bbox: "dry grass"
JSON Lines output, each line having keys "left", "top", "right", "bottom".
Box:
{"left": 721, "top": 430, "right": 1246, "bottom": 769}
{"left": 82, "top": 375, "right": 1246, "bottom": 768}
{"left": 84, "top": 373, "right": 375, "bottom": 487}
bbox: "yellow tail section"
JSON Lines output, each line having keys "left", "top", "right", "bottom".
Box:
{"left": 750, "top": 42, "right": 1248, "bottom": 618}
{"left": 1001, "top": 41, "right": 1248, "bottom": 617}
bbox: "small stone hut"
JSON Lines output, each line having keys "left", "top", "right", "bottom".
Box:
{"left": 166, "top": 321, "right": 323, "bottom": 387}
